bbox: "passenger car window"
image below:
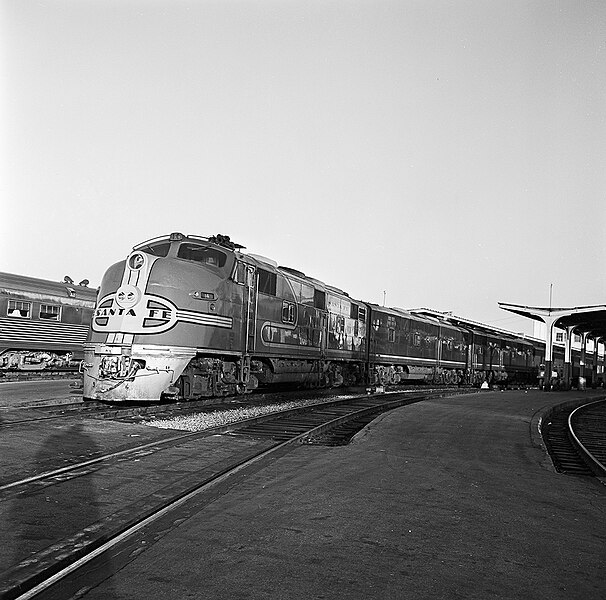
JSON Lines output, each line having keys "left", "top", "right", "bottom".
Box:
{"left": 40, "top": 304, "right": 61, "bottom": 321}
{"left": 314, "top": 290, "right": 326, "bottom": 310}
{"left": 177, "top": 244, "right": 227, "bottom": 267}
{"left": 8, "top": 300, "right": 31, "bottom": 318}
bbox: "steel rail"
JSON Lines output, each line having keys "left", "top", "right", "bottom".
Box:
{"left": 568, "top": 398, "right": 606, "bottom": 477}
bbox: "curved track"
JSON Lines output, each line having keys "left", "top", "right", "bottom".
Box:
{"left": 568, "top": 398, "right": 606, "bottom": 476}
{"left": 541, "top": 396, "right": 606, "bottom": 477}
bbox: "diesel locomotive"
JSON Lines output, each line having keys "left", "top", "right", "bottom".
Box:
{"left": 0, "top": 272, "right": 97, "bottom": 371}
{"left": 83, "top": 232, "right": 559, "bottom": 403}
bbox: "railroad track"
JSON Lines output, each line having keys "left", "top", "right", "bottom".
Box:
{"left": 568, "top": 398, "right": 606, "bottom": 476}
{"left": 0, "top": 401, "right": 112, "bottom": 427}
{"left": 0, "top": 389, "right": 462, "bottom": 599}
{"left": 541, "top": 397, "right": 606, "bottom": 477}
{"left": 0, "top": 384, "right": 457, "bottom": 427}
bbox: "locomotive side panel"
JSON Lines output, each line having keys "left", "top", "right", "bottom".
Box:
{"left": 469, "top": 331, "right": 505, "bottom": 386}
{"left": 255, "top": 268, "right": 324, "bottom": 358}
{"left": 253, "top": 268, "right": 365, "bottom": 387}
{"left": 437, "top": 324, "right": 468, "bottom": 384}
{"left": 366, "top": 306, "right": 464, "bottom": 384}
{"left": 500, "top": 337, "right": 537, "bottom": 385}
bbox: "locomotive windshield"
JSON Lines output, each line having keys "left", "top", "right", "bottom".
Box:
{"left": 177, "top": 243, "right": 227, "bottom": 268}
{"left": 138, "top": 242, "right": 171, "bottom": 257}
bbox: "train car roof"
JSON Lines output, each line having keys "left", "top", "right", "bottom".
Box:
{"left": 365, "top": 303, "right": 446, "bottom": 327}
{"left": 0, "top": 271, "right": 97, "bottom": 304}
{"left": 411, "top": 308, "right": 544, "bottom": 344}
{"left": 245, "top": 257, "right": 353, "bottom": 299}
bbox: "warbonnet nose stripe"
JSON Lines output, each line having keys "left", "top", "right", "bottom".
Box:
{"left": 176, "top": 310, "right": 233, "bottom": 328}
{"left": 92, "top": 252, "right": 233, "bottom": 333}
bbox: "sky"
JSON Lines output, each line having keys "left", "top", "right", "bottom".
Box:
{"left": 1, "top": 0, "right": 605, "bottom": 336}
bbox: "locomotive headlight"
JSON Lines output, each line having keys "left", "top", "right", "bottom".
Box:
{"left": 189, "top": 290, "right": 216, "bottom": 300}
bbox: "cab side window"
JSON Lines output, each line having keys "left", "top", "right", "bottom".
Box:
{"left": 258, "top": 269, "right": 277, "bottom": 296}
{"left": 233, "top": 261, "right": 248, "bottom": 284}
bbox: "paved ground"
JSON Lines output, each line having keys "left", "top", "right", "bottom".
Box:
{"left": 75, "top": 389, "right": 605, "bottom": 600}
{"left": 0, "top": 378, "right": 81, "bottom": 408}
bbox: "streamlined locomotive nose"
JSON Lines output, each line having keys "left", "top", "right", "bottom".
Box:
{"left": 115, "top": 284, "right": 142, "bottom": 309}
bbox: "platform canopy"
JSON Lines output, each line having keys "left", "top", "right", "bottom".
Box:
{"left": 498, "top": 303, "right": 606, "bottom": 340}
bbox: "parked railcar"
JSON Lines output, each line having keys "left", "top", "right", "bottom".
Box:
{"left": 366, "top": 305, "right": 467, "bottom": 385}
{"left": 0, "top": 272, "right": 97, "bottom": 371}
{"left": 500, "top": 334, "right": 537, "bottom": 385}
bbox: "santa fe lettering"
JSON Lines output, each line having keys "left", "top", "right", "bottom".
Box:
{"left": 96, "top": 308, "right": 137, "bottom": 317}
{"left": 148, "top": 309, "right": 172, "bottom": 319}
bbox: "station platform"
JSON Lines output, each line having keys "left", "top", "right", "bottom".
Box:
{"left": 78, "top": 389, "right": 606, "bottom": 600}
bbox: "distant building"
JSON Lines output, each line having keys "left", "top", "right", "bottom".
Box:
{"left": 532, "top": 321, "right": 602, "bottom": 355}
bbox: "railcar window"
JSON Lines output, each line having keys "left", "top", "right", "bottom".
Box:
{"left": 8, "top": 300, "right": 31, "bottom": 318}
{"left": 314, "top": 290, "right": 326, "bottom": 310}
{"left": 177, "top": 244, "right": 227, "bottom": 267}
{"left": 40, "top": 304, "right": 61, "bottom": 321}
{"left": 139, "top": 242, "right": 171, "bottom": 257}
{"left": 290, "top": 280, "right": 302, "bottom": 301}
{"left": 300, "top": 283, "right": 315, "bottom": 306}
{"left": 232, "top": 261, "right": 247, "bottom": 284}
{"left": 327, "top": 295, "right": 351, "bottom": 317}
{"left": 282, "top": 301, "right": 296, "bottom": 324}
{"left": 258, "top": 269, "right": 277, "bottom": 296}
